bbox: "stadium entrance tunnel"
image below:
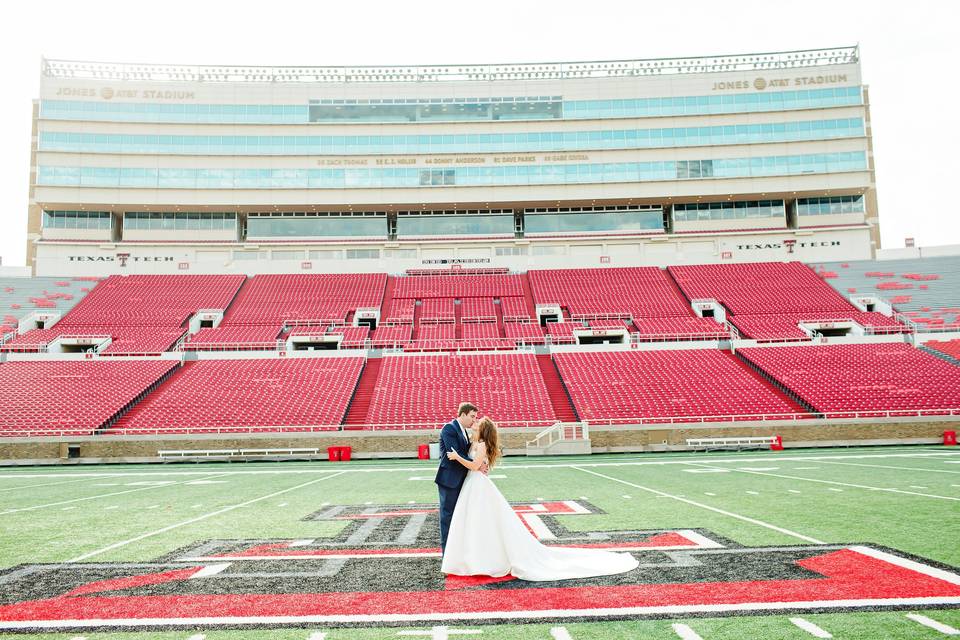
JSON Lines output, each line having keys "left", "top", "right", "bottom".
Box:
{"left": 798, "top": 319, "right": 864, "bottom": 338}
{"left": 578, "top": 333, "right": 627, "bottom": 345}
{"left": 290, "top": 336, "right": 340, "bottom": 351}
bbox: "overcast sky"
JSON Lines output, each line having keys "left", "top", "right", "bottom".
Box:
{"left": 2, "top": 0, "right": 957, "bottom": 266}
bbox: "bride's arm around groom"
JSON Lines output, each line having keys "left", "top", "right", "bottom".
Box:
{"left": 447, "top": 441, "right": 486, "bottom": 471}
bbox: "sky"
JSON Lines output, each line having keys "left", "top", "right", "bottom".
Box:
{"left": 2, "top": 0, "right": 957, "bottom": 267}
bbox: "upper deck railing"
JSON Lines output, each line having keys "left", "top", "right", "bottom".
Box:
{"left": 41, "top": 46, "right": 858, "bottom": 84}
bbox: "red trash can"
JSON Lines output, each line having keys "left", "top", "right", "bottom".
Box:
{"left": 327, "top": 446, "right": 341, "bottom": 462}
{"left": 417, "top": 444, "right": 430, "bottom": 459}
{"left": 339, "top": 446, "right": 352, "bottom": 461}
{"left": 945, "top": 430, "right": 957, "bottom": 446}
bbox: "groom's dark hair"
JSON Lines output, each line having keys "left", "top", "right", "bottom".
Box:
{"left": 457, "top": 402, "right": 478, "bottom": 416}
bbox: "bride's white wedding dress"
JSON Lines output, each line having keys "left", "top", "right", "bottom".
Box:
{"left": 440, "top": 442, "right": 640, "bottom": 581}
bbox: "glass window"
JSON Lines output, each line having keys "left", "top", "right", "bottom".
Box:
{"left": 525, "top": 210, "right": 663, "bottom": 234}
{"left": 396, "top": 215, "right": 514, "bottom": 237}
{"left": 247, "top": 216, "right": 386, "bottom": 238}
{"left": 346, "top": 248, "right": 380, "bottom": 259}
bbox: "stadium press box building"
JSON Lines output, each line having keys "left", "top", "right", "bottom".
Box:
{"left": 27, "top": 46, "right": 879, "bottom": 276}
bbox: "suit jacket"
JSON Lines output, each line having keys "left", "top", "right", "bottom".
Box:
{"left": 434, "top": 418, "right": 474, "bottom": 489}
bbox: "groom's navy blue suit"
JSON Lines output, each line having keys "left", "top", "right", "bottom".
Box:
{"left": 435, "top": 417, "right": 475, "bottom": 555}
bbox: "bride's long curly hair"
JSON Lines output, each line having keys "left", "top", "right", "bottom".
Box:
{"left": 475, "top": 417, "right": 501, "bottom": 468}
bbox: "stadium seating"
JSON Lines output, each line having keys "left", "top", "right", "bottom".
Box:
{"left": 738, "top": 343, "right": 960, "bottom": 414}
{"left": 0, "top": 277, "right": 92, "bottom": 337}
{"left": 632, "top": 316, "right": 730, "bottom": 341}
{"left": 730, "top": 311, "right": 906, "bottom": 341}
{"left": 925, "top": 339, "right": 960, "bottom": 361}
{"left": 500, "top": 296, "right": 533, "bottom": 322}
{"left": 553, "top": 349, "right": 805, "bottom": 423}
{"left": 420, "top": 298, "right": 455, "bottom": 323}
{"left": 176, "top": 273, "right": 386, "bottom": 350}
{"left": 545, "top": 321, "right": 578, "bottom": 344}
{"left": 669, "top": 262, "right": 854, "bottom": 315}
{"left": 329, "top": 326, "right": 371, "bottom": 349}
{"left": 528, "top": 267, "right": 692, "bottom": 319}
{"left": 370, "top": 324, "right": 412, "bottom": 348}
{"left": 460, "top": 298, "right": 497, "bottom": 323}
{"left": 461, "top": 323, "right": 501, "bottom": 340}
{"left": 358, "top": 353, "right": 557, "bottom": 427}
{"left": 223, "top": 274, "right": 386, "bottom": 326}
{"left": 110, "top": 357, "right": 364, "bottom": 434}
{"left": 815, "top": 256, "right": 960, "bottom": 330}
{"left": 384, "top": 299, "right": 415, "bottom": 324}
{"left": 392, "top": 274, "right": 524, "bottom": 299}
{"left": 0, "top": 360, "right": 177, "bottom": 436}
{"left": 417, "top": 323, "right": 456, "bottom": 342}
{"left": 503, "top": 321, "right": 546, "bottom": 345}
{"left": 668, "top": 262, "right": 909, "bottom": 340}
{"left": 2, "top": 275, "right": 245, "bottom": 354}
{"left": 183, "top": 325, "right": 284, "bottom": 351}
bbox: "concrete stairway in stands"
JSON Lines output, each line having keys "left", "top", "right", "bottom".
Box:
{"left": 343, "top": 357, "right": 383, "bottom": 429}
{"left": 536, "top": 353, "right": 580, "bottom": 422}
{"left": 728, "top": 351, "right": 815, "bottom": 414}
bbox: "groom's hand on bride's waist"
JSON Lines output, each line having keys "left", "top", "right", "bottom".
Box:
{"left": 479, "top": 461, "right": 489, "bottom": 475}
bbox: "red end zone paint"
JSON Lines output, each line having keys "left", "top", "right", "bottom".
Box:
{"left": 207, "top": 531, "right": 703, "bottom": 559}
{"left": 3, "top": 548, "right": 960, "bottom": 626}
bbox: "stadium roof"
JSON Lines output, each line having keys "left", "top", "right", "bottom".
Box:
{"left": 41, "top": 45, "right": 858, "bottom": 84}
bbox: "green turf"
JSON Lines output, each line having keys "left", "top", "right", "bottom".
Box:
{"left": 0, "top": 445, "right": 958, "bottom": 639}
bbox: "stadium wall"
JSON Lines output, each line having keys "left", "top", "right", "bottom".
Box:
{"left": 33, "top": 226, "right": 872, "bottom": 276}
{"left": 0, "top": 419, "right": 951, "bottom": 466}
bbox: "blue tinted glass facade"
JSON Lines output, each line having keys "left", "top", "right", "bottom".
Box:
{"left": 674, "top": 200, "right": 785, "bottom": 222}
{"left": 38, "top": 118, "right": 864, "bottom": 156}
{"left": 796, "top": 195, "right": 865, "bottom": 216}
{"left": 396, "top": 215, "right": 516, "bottom": 237}
{"left": 37, "top": 152, "right": 867, "bottom": 189}
{"left": 525, "top": 210, "right": 663, "bottom": 234}
{"left": 38, "top": 86, "right": 862, "bottom": 124}
{"left": 247, "top": 217, "right": 386, "bottom": 237}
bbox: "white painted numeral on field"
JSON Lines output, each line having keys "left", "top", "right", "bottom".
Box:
{"left": 790, "top": 617, "right": 833, "bottom": 638}
{"left": 672, "top": 623, "right": 704, "bottom": 640}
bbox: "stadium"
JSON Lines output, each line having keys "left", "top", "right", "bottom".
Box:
{"left": 0, "top": 45, "right": 958, "bottom": 638}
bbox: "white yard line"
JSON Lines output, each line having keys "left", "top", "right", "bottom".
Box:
{"left": 572, "top": 466, "right": 825, "bottom": 544}
{"left": 0, "top": 477, "right": 106, "bottom": 493}
{"left": 65, "top": 471, "right": 347, "bottom": 563}
{"left": 905, "top": 613, "right": 960, "bottom": 635}
{"left": 1, "top": 449, "right": 956, "bottom": 479}
{"left": 812, "top": 460, "right": 960, "bottom": 475}
{"left": 684, "top": 463, "right": 960, "bottom": 502}
{"left": 0, "top": 473, "right": 233, "bottom": 515}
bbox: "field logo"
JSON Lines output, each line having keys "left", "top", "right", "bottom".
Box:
{"left": 1, "top": 499, "right": 959, "bottom": 631}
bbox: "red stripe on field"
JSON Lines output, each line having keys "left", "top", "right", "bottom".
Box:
{"left": 212, "top": 533, "right": 699, "bottom": 559}
{"left": 334, "top": 510, "right": 437, "bottom": 519}
{"left": 62, "top": 568, "right": 201, "bottom": 597}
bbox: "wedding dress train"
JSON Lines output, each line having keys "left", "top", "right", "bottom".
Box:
{"left": 440, "top": 444, "right": 639, "bottom": 581}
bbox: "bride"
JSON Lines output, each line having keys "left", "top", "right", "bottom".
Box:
{"left": 440, "top": 417, "right": 639, "bottom": 581}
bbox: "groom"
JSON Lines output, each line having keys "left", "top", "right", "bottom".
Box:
{"left": 435, "top": 402, "right": 488, "bottom": 556}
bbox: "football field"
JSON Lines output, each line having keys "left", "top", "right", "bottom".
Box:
{"left": 0, "top": 445, "right": 959, "bottom": 639}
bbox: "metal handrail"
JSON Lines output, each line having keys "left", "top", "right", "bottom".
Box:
{"left": 3, "top": 407, "right": 956, "bottom": 439}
